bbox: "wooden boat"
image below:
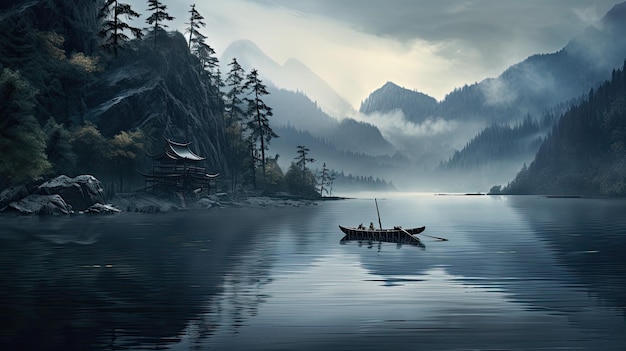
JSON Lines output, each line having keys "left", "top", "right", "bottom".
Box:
{"left": 338, "top": 225, "right": 425, "bottom": 246}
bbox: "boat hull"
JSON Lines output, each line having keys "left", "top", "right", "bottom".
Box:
{"left": 338, "top": 225, "right": 425, "bottom": 246}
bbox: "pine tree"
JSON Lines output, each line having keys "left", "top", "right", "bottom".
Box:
{"left": 145, "top": 0, "right": 174, "bottom": 49}
{"left": 318, "top": 162, "right": 330, "bottom": 196}
{"left": 0, "top": 69, "right": 50, "bottom": 185}
{"left": 224, "top": 58, "right": 246, "bottom": 126}
{"left": 185, "top": 4, "right": 206, "bottom": 50}
{"left": 295, "top": 145, "right": 315, "bottom": 178}
{"left": 98, "top": 0, "right": 143, "bottom": 58}
{"left": 243, "top": 69, "right": 277, "bottom": 178}
{"left": 223, "top": 58, "right": 247, "bottom": 194}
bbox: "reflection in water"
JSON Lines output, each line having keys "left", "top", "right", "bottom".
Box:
{"left": 1, "top": 196, "right": 626, "bottom": 350}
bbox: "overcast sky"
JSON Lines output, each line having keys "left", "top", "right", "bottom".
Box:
{"left": 127, "top": 0, "right": 623, "bottom": 107}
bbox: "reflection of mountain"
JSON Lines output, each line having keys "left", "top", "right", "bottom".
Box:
{"left": 507, "top": 197, "right": 626, "bottom": 318}
{"left": 0, "top": 209, "right": 304, "bottom": 350}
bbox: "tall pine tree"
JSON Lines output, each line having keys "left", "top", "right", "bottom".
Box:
{"left": 243, "top": 69, "right": 277, "bottom": 178}
{"left": 98, "top": 0, "right": 143, "bottom": 58}
{"left": 185, "top": 4, "right": 206, "bottom": 50}
{"left": 0, "top": 69, "right": 50, "bottom": 185}
{"left": 145, "top": 0, "right": 174, "bottom": 49}
{"left": 223, "top": 58, "right": 248, "bottom": 194}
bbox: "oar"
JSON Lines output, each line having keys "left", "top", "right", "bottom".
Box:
{"left": 398, "top": 226, "right": 448, "bottom": 241}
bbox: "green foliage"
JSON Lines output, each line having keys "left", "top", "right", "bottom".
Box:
{"left": 258, "top": 157, "right": 286, "bottom": 194}
{"left": 285, "top": 162, "right": 319, "bottom": 199}
{"left": 43, "top": 118, "right": 77, "bottom": 176}
{"left": 294, "top": 145, "right": 314, "bottom": 176}
{"left": 107, "top": 129, "right": 144, "bottom": 192}
{"left": 70, "top": 122, "right": 109, "bottom": 176}
{"left": 0, "top": 69, "right": 50, "bottom": 185}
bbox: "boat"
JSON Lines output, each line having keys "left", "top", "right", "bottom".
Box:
{"left": 339, "top": 225, "right": 426, "bottom": 246}
{"left": 338, "top": 198, "right": 443, "bottom": 247}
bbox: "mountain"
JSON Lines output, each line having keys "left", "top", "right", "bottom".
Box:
{"left": 221, "top": 39, "right": 355, "bottom": 118}
{"left": 501, "top": 61, "right": 626, "bottom": 197}
{"left": 359, "top": 82, "right": 438, "bottom": 124}
{"left": 265, "top": 88, "right": 396, "bottom": 157}
{"left": 355, "top": 2, "right": 626, "bottom": 189}
{"left": 0, "top": 0, "right": 228, "bottom": 188}
{"left": 83, "top": 32, "right": 228, "bottom": 171}
{"left": 364, "top": 2, "right": 626, "bottom": 125}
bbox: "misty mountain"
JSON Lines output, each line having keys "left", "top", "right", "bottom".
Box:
{"left": 266, "top": 87, "right": 396, "bottom": 157}
{"left": 433, "top": 115, "right": 554, "bottom": 190}
{"left": 359, "top": 82, "right": 438, "bottom": 124}
{"left": 355, "top": 1, "right": 626, "bottom": 188}
{"left": 269, "top": 125, "right": 406, "bottom": 186}
{"left": 501, "top": 61, "right": 626, "bottom": 197}
{"left": 364, "top": 2, "right": 626, "bottom": 125}
{"left": 221, "top": 39, "right": 355, "bottom": 118}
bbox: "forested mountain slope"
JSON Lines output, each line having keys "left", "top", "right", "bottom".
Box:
{"left": 502, "top": 61, "right": 626, "bottom": 196}
{"left": 360, "top": 2, "right": 626, "bottom": 125}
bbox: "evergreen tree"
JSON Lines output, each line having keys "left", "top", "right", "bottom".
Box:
{"left": 43, "top": 117, "right": 77, "bottom": 176}
{"left": 98, "top": 0, "right": 143, "bottom": 58}
{"left": 243, "top": 68, "right": 277, "bottom": 178}
{"left": 224, "top": 58, "right": 245, "bottom": 126}
{"left": 223, "top": 58, "right": 247, "bottom": 195}
{"left": 145, "top": 0, "right": 174, "bottom": 49}
{"left": 295, "top": 145, "right": 315, "bottom": 178}
{"left": 285, "top": 162, "right": 318, "bottom": 199}
{"left": 318, "top": 162, "right": 330, "bottom": 196}
{"left": 0, "top": 68, "right": 50, "bottom": 186}
{"left": 185, "top": 4, "right": 206, "bottom": 50}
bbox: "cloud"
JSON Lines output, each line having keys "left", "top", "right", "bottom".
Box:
{"left": 127, "top": 0, "right": 623, "bottom": 108}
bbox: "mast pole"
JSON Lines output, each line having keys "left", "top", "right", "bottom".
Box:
{"left": 375, "top": 198, "right": 382, "bottom": 229}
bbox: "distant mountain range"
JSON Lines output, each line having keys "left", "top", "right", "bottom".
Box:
{"left": 221, "top": 40, "right": 355, "bottom": 119}
{"left": 362, "top": 2, "right": 626, "bottom": 125}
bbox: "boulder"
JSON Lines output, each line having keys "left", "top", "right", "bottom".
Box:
{"left": 83, "top": 203, "right": 122, "bottom": 214}
{"left": 0, "top": 185, "right": 29, "bottom": 209}
{"left": 7, "top": 194, "right": 73, "bottom": 215}
{"left": 36, "top": 175, "right": 105, "bottom": 211}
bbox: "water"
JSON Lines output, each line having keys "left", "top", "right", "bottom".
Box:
{"left": 1, "top": 194, "right": 625, "bottom": 350}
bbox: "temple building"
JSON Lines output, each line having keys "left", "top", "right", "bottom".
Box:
{"left": 141, "top": 137, "right": 219, "bottom": 193}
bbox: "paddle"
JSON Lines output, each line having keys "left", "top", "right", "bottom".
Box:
{"left": 398, "top": 226, "right": 448, "bottom": 241}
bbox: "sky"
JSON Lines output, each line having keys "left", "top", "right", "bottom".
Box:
{"left": 127, "top": 0, "right": 623, "bottom": 108}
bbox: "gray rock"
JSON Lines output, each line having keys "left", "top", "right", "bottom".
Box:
{"left": 8, "top": 194, "right": 73, "bottom": 215}
{"left": 0, "top": 185, "right": 29, "bottom": 209}
{"left": 36, "top": 175, "right": 105, "bottom": 211}
{"left": 83, "top": 203, "right": 122, "bottom": 214}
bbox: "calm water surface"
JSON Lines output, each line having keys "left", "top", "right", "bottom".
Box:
{"left": 1, "top": 194, "right": 625, "bottom": 350}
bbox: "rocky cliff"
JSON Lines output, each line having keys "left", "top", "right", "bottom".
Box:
{"left": 81, "top": 31, "right": 228, "bottom": 173}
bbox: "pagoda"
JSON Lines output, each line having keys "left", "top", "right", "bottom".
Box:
{"left": 141, "top": 137, "right": 219, "bottom": 193}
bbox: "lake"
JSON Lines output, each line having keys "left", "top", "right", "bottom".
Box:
{"left": 1, "top": 194, "right": 625, "bottom": 350}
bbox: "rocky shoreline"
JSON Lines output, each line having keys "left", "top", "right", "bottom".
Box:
{"left": 0, "top": 175, "right": 317, "bottom": 216}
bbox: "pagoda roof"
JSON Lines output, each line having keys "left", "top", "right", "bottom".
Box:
{"left": 154, "top": 137, "right": 205, "bottom": 162}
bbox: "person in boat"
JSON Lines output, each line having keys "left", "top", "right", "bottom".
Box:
{"left": 369, "top": 222, "right": 375, "bottom": 230}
